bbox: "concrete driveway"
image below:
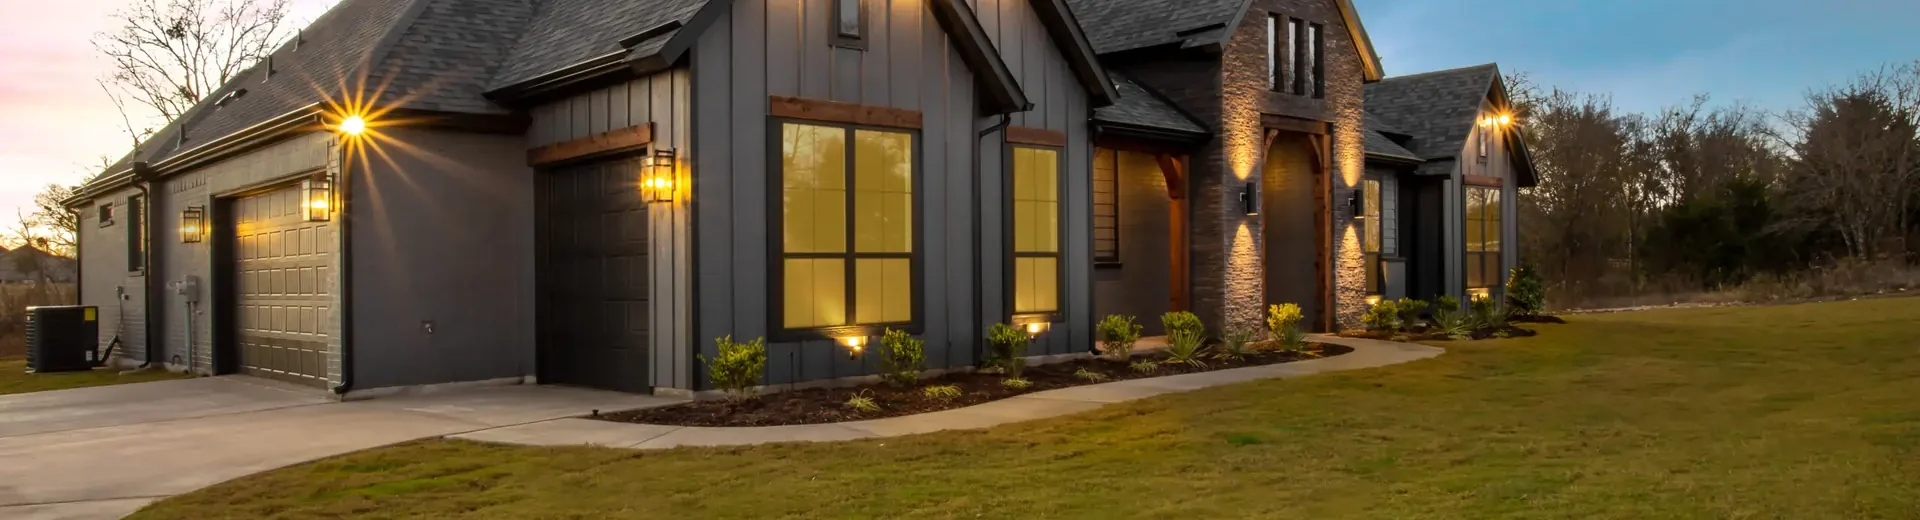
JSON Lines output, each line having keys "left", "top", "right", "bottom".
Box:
{"left": 0, "top": 376, "right": 679, "bottom": 520}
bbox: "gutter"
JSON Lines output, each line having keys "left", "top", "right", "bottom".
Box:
{"left": 130, "top": 162, "right": 160, "bottom": 368}
{"left": 67, "top": 105, "right": 326, "bottom": 205}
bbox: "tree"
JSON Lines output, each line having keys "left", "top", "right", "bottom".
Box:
{"left": 1778, "top": 63, "right": 1920, "bottom": 260}
{"left": 19, "top": 183, "right": 84, "bottom": 258}
{"left": 94, "top": 0, "right": 293, "bottom": 144}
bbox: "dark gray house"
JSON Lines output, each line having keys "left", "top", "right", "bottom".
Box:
{"left": 66, "top": 0, "right": 1524, "bottom": 397}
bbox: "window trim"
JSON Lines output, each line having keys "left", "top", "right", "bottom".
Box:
{"left": 1005, "top": 143, "right": 1067, "bottom": 323}
{"left": 98, "top": 202, "right": 115, "bottom": 227}
{"left": 766, "top": 118, "right": 924, "bottom": 342}
{"left": 1465, "top": 186, "right": 1502, "bottom": 290}
{"left": 830, "top": 0, "right": 868, "bottom": 50}
{"left": 1092, "top": 148, "right": 1120, "bottom": 266}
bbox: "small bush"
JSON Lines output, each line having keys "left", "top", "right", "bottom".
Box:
{"left": 1074, "top": 368, "right": 1110, "bottom": 383}
{"left": 877, "top": 328, "right": 924, "bottom": 387}
{"left": 1431, "top": 295, "right": 1473, "bottom": 339}
{"left": 1130, "top": 360, "right": 1159, "bottom": 374}
{"left": 701, "top": 335, "right": 766, "bottom": 402}
{"left": 844, "top": 391, "right": 881, "bottom": 412}
{"left": 985, "top": 323, "right": 1029, "bottom": 377}
{"left": 1507, "top": 265, "right": 1546, "bottom": 317}
{"left": 1471, "top": 294, "right": 1509, "bottom": 331}
{"left": 1001, "top": 377, "right": 1032, "bottom": 390}
{"left": 1361, "top": 299, "right": 1402, "bottom": 333}
{"left": 1161, "top": 311, "right": 1208, "bottom": 368}
{"left": 1267, "top": 303, "right": 1307, "bottom": 351}
{"left": 1395, "top": 298, "right": 1429, "bottom": 329}
{"left": 921, "top": 384, "right": 962, "bottom": 400}
{"left": 1096, "top": 314, "right": 1143, "bottom": 361}
{"left": 1214, "top": 326, "right": 1258, "bottom": 361}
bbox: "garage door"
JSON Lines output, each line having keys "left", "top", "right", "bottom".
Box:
{"left": 234, "top": 184, "right": 332, "bottom": 386}
{"left": 537, "top": 157, "right": 651, "bottom": 393}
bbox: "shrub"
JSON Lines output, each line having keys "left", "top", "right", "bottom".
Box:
{"left": 1395, "top": 298, "right": 1430, "bottom": 329}
{"left": 1130, "top": 360, "right": 1159, "bottom": 374}
{"left": 702, "top": 335, "right": 767, "bottom": 402}
{"left": 1507, "top": 265, "right": 1546, "bottom": 317}
{"left": 921, "top": 384, "right": 962, "bottom": 400}
{"left": 877, "top": 328, "right": 924, "bottom": 387}
{"left": 1431, "top": 295, "right": 1473, "bottom": 340}
{"left": 1267, "top": 303, "right": 1307, "bottom": 351}
{"left": 844, "top": 391, "right": 881, "bottom": 412}
{"left": 985, "top": 323, "right": 1029, "bottom": 377}
{"left": 1214, "top": 326, "right": 1258, "bottom": 361}
{"left": 1074, "top": 368, "right": 1110, "bottom": 383}
{"left": 1001, "top": 377, "right": 1032, "bottom": 390}
{"left": 1471, "top": 293, "right": 1509, "bottom": 331}
{"left": 1096, "top": 314, "right": 1143, "bottom": 361}
{"left": 1161, "top": 312, "right": 1208, "bottom": 368}
{"left": 1361, "top": 299, "right": 1402, "bottom": 333}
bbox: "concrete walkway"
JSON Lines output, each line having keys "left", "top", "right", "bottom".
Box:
{"left": 0, "top": 377, "right": 678, "bottom": 520}
{"left": 452, "top": 335, "right": 1443, "bottom": 450}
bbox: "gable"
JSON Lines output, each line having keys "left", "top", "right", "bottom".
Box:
{"left": 1066, "top": 0, "right": 1382, "bottom": 81}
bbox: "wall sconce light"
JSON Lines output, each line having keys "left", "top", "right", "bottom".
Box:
{"left": 1025, "top": 322, "right": 1049, "bottom": 338}
{"left": 302, "top": 175, "right": 332, "bottom": 222}
{"left": 338, "top": 115, "right": 367, "bottom": 136}
{"left": 1497, "top": 114, "right": 1512, "bottom": 126}
{"left": 840, "top": 335, "right": 866, "bottom": 359}
{"left": 642, "top": 148, "right": 676, "bottom": 203}
{"left": 179, "top": 206, "right": 205, "bottom": 243}
{"left": 1346, "top": 189, "right": 1362, "bottom": 217}
{"left": 1239, "top": 182, "right": 1258, "bottom": 215}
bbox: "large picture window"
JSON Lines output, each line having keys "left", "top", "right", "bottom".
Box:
{"left": 1466, "top": 186, "right": 1502, "bottom": 290}
{"left": 1011, "top": 146, "right": 1061, "bottom": 316}
{"left": 777, "top": 121, "right": 916, "bottom": 334}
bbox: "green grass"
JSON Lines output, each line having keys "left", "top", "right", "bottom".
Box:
{"left": 0, "top": 357, "right": 187, "bottom": 396}
{"left": 133, "top": 298, "right": 1920, "bottom": 519}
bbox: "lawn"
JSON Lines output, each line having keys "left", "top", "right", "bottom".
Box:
{"left": 0, "top": 357, "right": 187, "bottom": 396}
{"left": 133, "top": 298, "right": 1920, "bottom": 519}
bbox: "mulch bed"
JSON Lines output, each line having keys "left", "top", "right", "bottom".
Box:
{"left": 598, "top": 343, "right": 1353, "bottom": 428}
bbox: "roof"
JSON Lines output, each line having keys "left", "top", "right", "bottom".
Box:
{"left": 1363, "top": 63, "right": 1500, "bottom": 174}
{"left": 1092, "top": 74, "right": 1208, "bottom": 138}
{"left": 1063, "top": 0, "right": 1383, "bottom": 80}
{"left": 1362, "top": 129, "right": 1419, "bottom": 163}
{"left": 486, "top": 0, "right": 710, "bottom": 91}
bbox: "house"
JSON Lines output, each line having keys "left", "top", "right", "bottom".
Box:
{"left": 0, "top": 244, "right": 78, "bottom": 284}
{"left": 63, "top": 0, "right": 1528, "bottom": 397}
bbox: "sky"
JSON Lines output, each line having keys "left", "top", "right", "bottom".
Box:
{"left": 1, "top": 0, "right": 1917, "bottom": 229}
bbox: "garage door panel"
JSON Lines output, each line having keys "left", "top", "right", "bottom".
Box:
{"left": 539, "top": 158, "right": 651, "bottom": 393}
{"left": 233, "top": 184, "right": 332, "bottom": 387}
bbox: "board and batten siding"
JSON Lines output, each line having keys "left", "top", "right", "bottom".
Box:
{"left": 1450, "top": 96, "right": 1517, "bottom": 300}
{"left": 524, "top": 69, "right": 694, "bottom": 390}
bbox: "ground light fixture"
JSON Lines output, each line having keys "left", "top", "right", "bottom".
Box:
{"left": 303, "top": 175, "right": 332, "bottom": 222}
{"left": 1025, "top": 322, "right": 1049, "bottom": 338}
{"left": 642, "top": 148, "right": 676, "bottom": 203}
{"left": 840, "top": 335, "right": 865, "bottom": 359}
{"left": 179, "top": 206, "right": 205, "bottom": 243}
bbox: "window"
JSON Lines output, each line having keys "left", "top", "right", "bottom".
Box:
{"left": 1289, "top": 18, "right": 1305, "bottom": 95}
{"left": 1267, "top": 15, "right": 1283, "bottom": 91}
{"left": 1466, "top": 187, "right": 1502, "bottom": 290}
{"left": 1093, "top": 148, "right": 1119, "bottom": 264}
{"left": 1361, "top": 179, "right": 1382, "bottom": 295}
{"left": 1478, "top": 122, "right": 1490, "bottom": 161}
{"left": 1307, "top": 23, "right": 1324, "bottom": 98}
{"left": 126, "top": 195, "right": 145, "bottom": 272}
{"left": 775, "top": 121, "right": 916, "bottom": 334}
{"left": 1011, "top": 146, "right": 1061, "bottom": 316}
{"left": 832, "top": 0, "right": 865, "bottom": 48}
{"left": 98, "top": 203, "right": 115, "bottom": 227}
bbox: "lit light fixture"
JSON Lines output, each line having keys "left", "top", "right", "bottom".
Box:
{"left": 1497, "top": 114, "right": 1512, "bottom": 126}
{"left": 338, "top": 115, "right": 366, "bottom": 136}
{"left": 840, "top": 336, "right": 866, "bottom": 359}
{"left": 179, "top": 206, "right": 205, "bottom": 243}
{"left": 1239, "top": 182, "right": 1258, "bottom": 215}
{"left": 642, "top": 148, "right": 676, "bottom": 203}
{"left": 1347, "top": 189, "right": 1362, "bottom": 217}
{"left": 1025, "top": 322, "right": 1049, "bottom": 338}
{"left": 1479, "top": 117, "right": 1491, "bottom": 128}
{"left": 1365, "top": 295, "right": 1382, "bottom": 306}
{"left": 302, "top": 175, "right": 332, "bottom": 222}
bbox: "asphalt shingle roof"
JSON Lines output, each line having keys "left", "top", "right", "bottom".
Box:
{"left": 1363, "top": 63, "right": 1501, "bottom": 174}
{"left": 1362, "top": 129, "right": 1419, "bottom": 163}
{"left": 376, "top": 0, "right": 540, "bottom": 114}
{"left": 1093, "top": 74, "right": 1207, "bottom": 136}
{"left": 1063, "top": 0, "right": 1245, "bottom": 54}
{"left": 487, "top": 0, "right": 710, "bottom": 90}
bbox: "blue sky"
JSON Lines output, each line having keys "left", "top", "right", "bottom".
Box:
{"left": 1353, "top": 0, "right": 1920, "bottom": 115}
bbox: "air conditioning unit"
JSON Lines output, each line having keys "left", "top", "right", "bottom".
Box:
{"left": 26, "top": 305, "right": 101, "bottom": 373}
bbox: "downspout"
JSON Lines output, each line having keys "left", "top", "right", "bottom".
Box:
{"left": 331, "top": 138, "right": 356, "bottom": 396}
{"left": 130, "top": 162, "right": 161, "bottom": 369}
{"left": 973, "top": 114, "right": 1012, "bottom": 361}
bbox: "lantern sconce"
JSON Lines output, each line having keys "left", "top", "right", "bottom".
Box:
{"left": 840, "top": 335, "right": 866, "bottom": 359}
{"left": 1239, "top": 182, "right": 1258, "bottom": 215}
{"left": 302, "top": 175, "right": 332, "bottom": 222}
{"left": 642, "top": 148, "right": 677, "bottom": 203}
{"left": 179, "top": 206, "right": 205, "bottom": 243}
{"left": 1346, "top": 189, "right": 1362, "bottom": 217}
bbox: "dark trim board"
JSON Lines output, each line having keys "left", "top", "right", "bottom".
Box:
{"left": 769, "top": 96, "right": 924, "bottom": 129}
{"left": 526, "top": 123, "right": 656, "bottom": 167}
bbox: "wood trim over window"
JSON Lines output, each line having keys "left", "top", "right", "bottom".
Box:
{"left": 1261, "top": 114, "right": 1328, "bottom": 136}
{"left": 527, "top": 123, "right": 654, "bottom": 166}
{"left": 769, "top": 96, "right": 923, "bottom": 129}
{"left": 1006, "top": 126, "right": 1067, "bottom": 147}
{"left": 1464, "top": 175, "right": 1503, "bottom": 188}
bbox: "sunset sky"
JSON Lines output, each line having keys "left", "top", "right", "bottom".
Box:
{"left": 1, "top": 0, "right": 1916, "bottom": 240}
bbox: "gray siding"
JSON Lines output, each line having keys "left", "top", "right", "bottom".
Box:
{"left": 1448, "top": 97, "right": 1517, "bottom": 300}
{"left": 349, "top": 128, "right": 535, "bottom": 389}
{"left": 77, "top": 190, "right": 146, "bottom": 364}
{"left": 1092, "top": 149, "right": 1172, "bottom": 336}
{"left": 970, "top": 0, "right": 1078, "bottom": 133}
{"left": 527, "top": 70, "right": 695, "bottom": 390}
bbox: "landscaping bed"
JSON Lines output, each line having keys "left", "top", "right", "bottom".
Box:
{"left": 600, "top": 343, "right": 1351, "bottom": 427}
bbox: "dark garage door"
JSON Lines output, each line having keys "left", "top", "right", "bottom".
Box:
{"left": 234, "top": 184, "right": 333, "bottom": 386}
{"left": 538, "top": 157, "right": 651, "bottom": 393}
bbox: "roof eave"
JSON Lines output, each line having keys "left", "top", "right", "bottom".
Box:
{"left": 69, "top": 104, "right": 327, "bottom": 205}
{"left": 1031, "top": 0, "right": 1118, "bottom": 106}
{"left": 483, "top": 50, "right": 633, "bottom": 105}
{"left": 928, "top": 0, "right": 1030, "bottom": 113}
{"left": 1333, "top": 0, "right": 1384, "bottom": 81}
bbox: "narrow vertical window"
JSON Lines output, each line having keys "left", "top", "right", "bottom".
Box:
{"left": 776, "top": 121, "right": 915, "bottom": 333}
{"left": 1093, "top": 148, "right": 1120, "bottom": 264}
{"left": 1308, "top": 23, "right": 1325, "bottom": 98}
{"left": 1289, "top": 19, "right": 1304, "bottom": 95}
{"left": 1362, "top": 179, "right": 1382, "bottom": 295}
{"left": 1466, "top": 186, "right": 1502, "bottom": 290}
{"left": 1267, "top": 15, "right": 1282, "bottom": 91}
{"left": 833, "top": 0, "right": 865, "bottom": 48}
{"left": 1479, "top": 122, "right": 1491, "bottom": 161}
{"left": 1012, "top": 146, "right": 1061, "bottom": 316}
{"left": 98, "top": 202, "right": 115, "bottom": 227}
{"left": 126, "top": 195, "right": 145, "bottom": 272}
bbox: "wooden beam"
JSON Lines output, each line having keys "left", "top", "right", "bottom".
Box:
{"left": 1463, "top": 175, "right": 1504, "bottom": 188}
{"left": 527, "top": 123, "right": 653, "bottom": 167}
{"left": 1006, "top": 126, "right": 1068, "bottom": 147}
{"left": 1156, "top": 153, "right": 1190, "bottom": 313}
{"left": 1261, "top": 114, "right": 1330, "bottom": 136}
{"left": 1155, "top": 153, "right": 1186, "bottom": 200}
{"left": 769, "top": 95, "right": 923, "bottom": 129}
{"left": 1309, "top": 133, "right": 1334, "bottom": 332}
